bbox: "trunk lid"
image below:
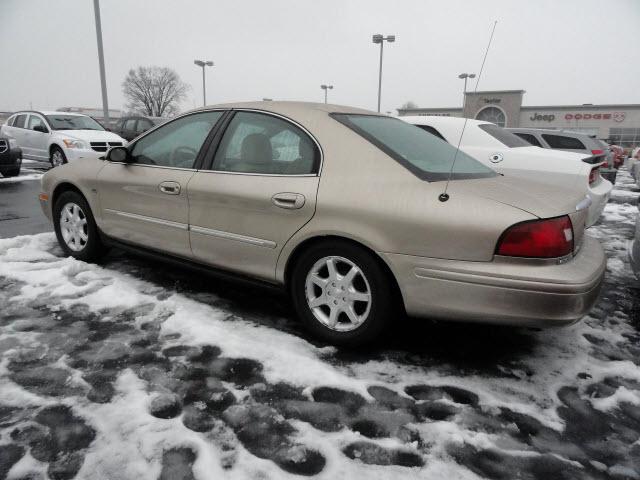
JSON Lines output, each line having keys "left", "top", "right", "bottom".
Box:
{"left": 448, "top": 175, "right": 587, "bottom": 220}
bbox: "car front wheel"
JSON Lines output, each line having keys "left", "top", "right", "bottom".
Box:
{"left": 290, "top": 241, "right": 394, "bottom": 346}
{"left": 53, "top": 191, "right": 107, "bottom": 262}
{"left": 50, "top": 146, "right": 67, "bottom": 168}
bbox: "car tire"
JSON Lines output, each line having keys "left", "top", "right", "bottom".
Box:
{"left": 290, "top": 240, "right": 394, "bottom": 347}
{"left": 53, "top": 191, "right": 108, "bottom": 262}
{"left": 1, "top": 167, "right": 20, "bottom": 177}
{"left": 50, "top": 146, "right": 67, "bottom": 168}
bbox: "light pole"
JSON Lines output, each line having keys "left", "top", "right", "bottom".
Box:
{"left": 372, "top": 34, "right": 395, "bottom": 113}
{"left": 320, "top": 84, "right": 333, "bottom": 104}
{"left": 458, "top": 72, "right": 476, "bottom": 115}
{"left": 92, "top": 0, "right": 109, "bottom": 125}
{"left": 194, "top": 60, "right": 214, "bottom": 106}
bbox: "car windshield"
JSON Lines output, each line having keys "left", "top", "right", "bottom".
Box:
{"left": 45, "top": 114, "right": 105, "bottom": 131}
{"left": 332, "top": 114, "right": 497, "bottom": 181}
{"left": 478, "top": 124, "right": 530, "bottom": 148}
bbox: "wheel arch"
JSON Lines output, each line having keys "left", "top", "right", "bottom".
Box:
{"left": 51, "top": 181, "right": 88, "bottom": 210}
{"left": 282, "top": 234, "right": 406, "bottom": 314}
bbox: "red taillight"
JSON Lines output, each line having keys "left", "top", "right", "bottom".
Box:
{"left": 591, "top": 149, "right": 604, "bottom": 155}
{"left": 496, "top": 216, "right": 574, "bottom": 258}
{"left": 589, "top": 166, "right": 599, "bottom": 185}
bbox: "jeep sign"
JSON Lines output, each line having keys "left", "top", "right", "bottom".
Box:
{"left": 530, "top": 113, "right": 555, "bottom": 122}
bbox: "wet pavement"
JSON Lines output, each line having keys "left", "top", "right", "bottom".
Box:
{"left": 0, "top": 168, "right": 639, "bottom": 479}
{"left": 0, "top": 162, "right": 52, "bottom": 239}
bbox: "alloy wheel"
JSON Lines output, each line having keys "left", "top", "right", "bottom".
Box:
{"left": 304, "top": 255, "right": 372, "bottom": 332}
{"left": 59, "top": 202, "right": 88, "bottom": 252}
{"left": 51, "top": 150, "right": 64, "bottom": 167}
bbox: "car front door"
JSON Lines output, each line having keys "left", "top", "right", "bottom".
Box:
{"left": 187, "top": 110, "right": 321, "bottom": 281}
{"left": 122, "top": 118, "right": 139, "bottom": 141}
{"left": 96, "top": 110, "right": 224, "bottom": 258}
{"left": 25, "top": 114, "right": 50, "bottom": 160}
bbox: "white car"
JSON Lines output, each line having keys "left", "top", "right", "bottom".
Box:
{"left": 0, "top": 111, "right": 126, "bottom": 167}
{"left": 401, "top": 116, "right": 612, "bottom": 228}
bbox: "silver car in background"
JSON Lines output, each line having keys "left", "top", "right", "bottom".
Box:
{"left": 508, "top": 128, "right": 614, "bottom": 167}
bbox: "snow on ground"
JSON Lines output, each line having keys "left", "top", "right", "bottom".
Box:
{"left": 0, "top": 170, "right": 639, "bottom": 479}
{"left": 0, "top": 168, "right": 44, "bottom": 184}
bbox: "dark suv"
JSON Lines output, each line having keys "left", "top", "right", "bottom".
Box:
{"left": 0, "top": 136, "right": 22, "bottom": 177}
{"left": 112, "top": 116, "right": 167, "bottom": 142}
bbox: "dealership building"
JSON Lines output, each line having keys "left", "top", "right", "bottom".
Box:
{"left": 397, "top": 90, "right": 640, "bottom": 148}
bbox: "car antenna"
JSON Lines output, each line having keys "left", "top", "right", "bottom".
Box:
{"left": 439, "top": 20, "right": 498, "bottom": 202}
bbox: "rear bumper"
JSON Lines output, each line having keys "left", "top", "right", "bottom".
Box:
{"left": 586, "top": 178, "right": 612, "bottom": 227}
{"left": 382, "top": 235, "right": 606, "bottom": 327}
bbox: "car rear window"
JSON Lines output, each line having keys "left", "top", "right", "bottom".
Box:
{"left": 513, "top": 132, "right": 543, "bottom": 147}
{"left": 332, "top": 114, "right": 497, "bottom": 181}
{"left": 14, "top": 114, "right": 27, "bottom": 128}
{"left": 542, "top": 134, "right": 586, "bottom": 150}
{"left": 478, "top": 124, "right": 529, "bottom": 148}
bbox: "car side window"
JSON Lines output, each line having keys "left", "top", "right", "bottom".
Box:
{"left": 14, "top": 114, "right": 27, "bottom": 129}
{"left": 212, "top": 111, "right": 318, "bottom": 175}
{"left": 27, "top": 115, "right": 46, "bottom": 131}
{"left": 7, "top": 116, "right": 16, "bottom": 127}
{"left": 136, "top": 119, "right": 153, "bottom": 133}
{"left": 542, "top": 134, "right": 586, "bottom": 150}
{"left": 130, "top": 111, "right": 223, "bottom": 168}
{"left": 124, "top": 119, "right": 137, "bottom": 131}
{"left": 514, "top": 132, "right": 542, "bottom": 147}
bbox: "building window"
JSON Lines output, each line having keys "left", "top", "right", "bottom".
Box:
{"left": 609, "top": 128, "right": 640, "bottom": 148}
{"left": 475, "top": 106, "right": 506, "bottom": 127}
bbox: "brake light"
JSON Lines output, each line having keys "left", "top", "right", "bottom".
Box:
{"left": 591, "top": 149, "right": 604, "bottom": 155}
{"left": 589, "top": 166, "right": 599, "bottom": 185}
{"left": 496, "top": 216, "right": 574, "bottom": 258}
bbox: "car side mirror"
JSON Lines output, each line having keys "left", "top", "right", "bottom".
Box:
{"left": 33, "top": 125, "right": 48, "bottom": 133}
{"left": 106, "top": 146, "right": 131, "bottom": 163}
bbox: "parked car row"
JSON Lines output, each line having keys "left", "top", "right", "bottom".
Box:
{"left": 36, "top": 102, "right": 606, "bottom": 345}
{"left": 401, "top": 117, "right": 612, "bottom": 228}
{"left": 0, "top": 111, "right": 170, "bottom": 168}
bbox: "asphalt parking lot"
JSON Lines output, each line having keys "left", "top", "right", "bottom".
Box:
{"left": 0, "top": 167, "right": 639, "bottom": 479}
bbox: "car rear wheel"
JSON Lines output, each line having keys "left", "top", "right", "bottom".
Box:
{"left": 290, "top": 241, "right": 393, "bottom": 346}
{"left": 50, "top": 146, "right": 67, "bottom": 168}
{"left": 53, "top": 191, "right": 107, "bottom": 262}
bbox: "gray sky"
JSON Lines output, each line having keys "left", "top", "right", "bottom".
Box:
{"left": 1, "top": 0, "right": 638, "bottom": 114}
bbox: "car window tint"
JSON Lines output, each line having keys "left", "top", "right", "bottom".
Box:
{"left": 542, "top": 134, "right": 586, "bottom": 150}
{"left": 478, "top": 124, "right": 529, "bottom": 148}
{"left": 7, "top": 116, "right": 16, "bottom": 127}
{"left": 137, "top": 119, "right": 153, "bottom": 133}
{"left": 27, "top": 115, "right": 45, "bottom": 130}
{"left": 416, "top": 125, "right": 448, "bottom": 142}
{"left": 124, "top": 119, "right": 137, "bottom": 130}
{"left": 333, "top": 114, "right": 497, "bottom": 181}
{"left": 514, "top": 132, "right": 542, "bottom": 147}
{"left": 14, "top": 115, "right": 27, "bottom": 129}
{"left": 212, "top": 111, "right": 318, "bottom": 175}
{"left": 130, "top": 111, "right": 223, "bottom": 168}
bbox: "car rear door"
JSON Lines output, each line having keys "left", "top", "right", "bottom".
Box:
{"left": 187, "top": 110, "right": 321, "bottom": 281}
{"left": 24, "top": 114, "right": 50, "bottom": 160}
{"left": 5, "top": 114, "right": 29, "bottom": 155}
{"left": 96, "top": 110, "right": 225, "bottom": 258}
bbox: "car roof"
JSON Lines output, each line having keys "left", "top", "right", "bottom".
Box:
{"left": 508, "top": 127, "right": 592, "bottom": 137}
{"left": 400, "top": 115, "right": 491, "bottom": 128}
{"left": 187, "top": 101, "right": 378, "bottom": 117}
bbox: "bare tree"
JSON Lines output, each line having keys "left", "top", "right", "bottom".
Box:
{"left": 122, "top": 66, "right": 189, "bottom": 117}
{"left": 401, "top": 101, "right": 418, "bottom": 110}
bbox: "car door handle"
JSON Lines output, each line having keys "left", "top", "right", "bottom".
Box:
{"left": 159, "top": 181, "right": 181, "bottom": 195}
{"left": 272, "top": 192, "right": 305, "bottom": 209}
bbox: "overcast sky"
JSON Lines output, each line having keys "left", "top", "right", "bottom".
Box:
{"left": 1, "top": 0, "right": 638, "bottom": 115}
